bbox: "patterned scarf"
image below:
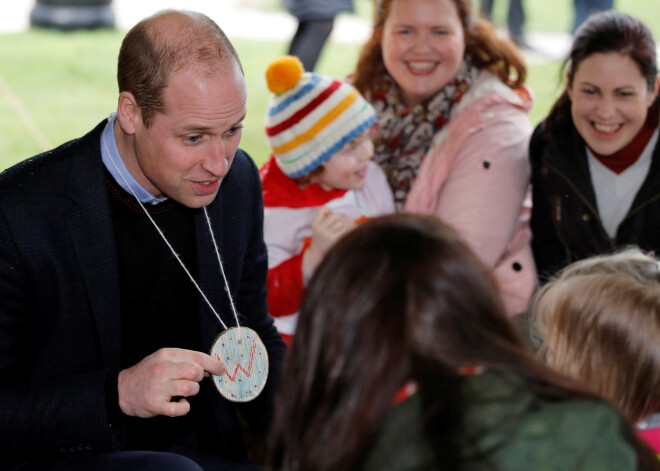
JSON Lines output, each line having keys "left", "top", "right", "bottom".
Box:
{"left": 371, "top": 59, "right": 476, "bottom": 209}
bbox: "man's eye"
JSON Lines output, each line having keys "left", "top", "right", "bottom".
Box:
{"left": 186, "top": 135, "right": 201, "bottom": 144}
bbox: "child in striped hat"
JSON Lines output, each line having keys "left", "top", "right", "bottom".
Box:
{"left": 260, "top": 56, "right": 394, "bottom": 346}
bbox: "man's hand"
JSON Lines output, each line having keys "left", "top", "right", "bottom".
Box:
{"left": 117, "top": 348, "right": 226, "bottom": 418}
{"left": 302, "top": 207, "right": 356, "bottom": 278}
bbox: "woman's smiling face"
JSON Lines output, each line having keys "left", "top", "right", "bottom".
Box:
{"left": 568, "top": 52, "right": 659, "bottom": 156}
{"left": 381, "top": 0, "right": 465, "bottom": 107}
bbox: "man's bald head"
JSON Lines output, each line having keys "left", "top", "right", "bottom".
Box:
{"left": 117, "top": 10, "right": 243, "bottom": 128}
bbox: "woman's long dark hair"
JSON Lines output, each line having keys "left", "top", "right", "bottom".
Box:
{"left": 267, "top": 214, "right": 659, "bottom": 471}
{"left": 545, "top": 10, "right": 659, "bottom": 135}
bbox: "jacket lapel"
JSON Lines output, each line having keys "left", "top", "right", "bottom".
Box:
{"left": 65, "top": 121, "right": 122, "bottom": 368}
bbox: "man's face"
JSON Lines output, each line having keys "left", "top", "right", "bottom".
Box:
{"left": 126, "top": 61, "right": 247, "bottom": 208}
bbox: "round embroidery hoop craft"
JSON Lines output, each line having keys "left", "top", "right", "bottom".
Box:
{"left": 211, "top": 327, "right": 269, "bottom": 402}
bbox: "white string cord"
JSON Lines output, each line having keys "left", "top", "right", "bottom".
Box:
{"left": 102, "top": 122, "right": 240, "bottom": 331}
{"left": 203, "top": 207, "right": 242, "bottom": 336}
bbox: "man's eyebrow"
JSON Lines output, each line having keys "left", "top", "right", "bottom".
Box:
{"left": 180, "top": 125, "right": 213, "bottom": 133}
{"left": 178, "top": 114, "right": 247, "bottom": 133}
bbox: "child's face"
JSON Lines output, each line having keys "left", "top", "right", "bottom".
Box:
{"left": 312, "top": 130, "right": 374, "bottom": 191}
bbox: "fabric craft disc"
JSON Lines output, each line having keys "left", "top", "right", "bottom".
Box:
{"left": 210, "top": 327, "right": 269, "bottom": 402}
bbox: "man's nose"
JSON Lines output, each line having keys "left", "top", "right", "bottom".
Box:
{"left": 204, "top": 140, "right": 229, "bottom": 176}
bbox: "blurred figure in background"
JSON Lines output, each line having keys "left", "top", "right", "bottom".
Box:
{"left": 284, "top": 0, "right": 354, "bottom": 71}
{"left": 573, "top": 0, "right": 614, "bottom": 33}
{"left": 480, "top": 0, "right": 531, "bottom": 49}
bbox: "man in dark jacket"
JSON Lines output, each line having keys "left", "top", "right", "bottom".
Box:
{"left": 0, "top": 10, "right": 285, "bottom": 471}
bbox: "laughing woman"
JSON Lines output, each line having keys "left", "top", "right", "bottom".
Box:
{"left": 530, "top": 11, "right": 660, "bottom": 280}
{"left": 353, "top": 0, "right": 536, "bottom": 316}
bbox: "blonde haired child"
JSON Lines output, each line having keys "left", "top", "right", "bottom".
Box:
{"left": 533, "top": 248, "right": 660, "bottom": 453}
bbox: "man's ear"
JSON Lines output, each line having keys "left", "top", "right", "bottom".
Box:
{"left": 116, "top": 91, "right": 141, "bottom": 135}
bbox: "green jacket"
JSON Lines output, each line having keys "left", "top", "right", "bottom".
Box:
{"left": 361, "top": 369, "right": 638, "bottom": 471}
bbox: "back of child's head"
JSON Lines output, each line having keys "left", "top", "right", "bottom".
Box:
{"left": 264, "top": 56, "right": 376, "bottom": 179}
{"left": 533, "top": 248, "right": 660, "bottom": 421}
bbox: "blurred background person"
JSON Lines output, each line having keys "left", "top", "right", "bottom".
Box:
{"left": 480, "top": 0, "right": 531, "bottom": 49}
{"left": 284, "top": 0, "right": 354, "bottom": 71}
{"left": 267, "top": 213, "right": 659, "bottom": 471}
{"left": 530, "top": 11, "right": 660, "bottom": 281}
{"left": 353, "top": 0, "right": 536, "bottom": 316}
{"left": 573, "top": 0, "right": 614, "bottom": 33}
{"left": 533, "top": 248, "right": 660, "bottom": 454}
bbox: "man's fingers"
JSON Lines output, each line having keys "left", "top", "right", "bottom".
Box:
{"left": 163, "top": 397, "right": 191, "bottom": 418}
{"left": 118, "top": 348, "right": 226, "bottom": 419}
{"left": 193, "top": 352, "right": 226, "bottom": 376}
{"left": 170, "top": 379, "right": 201, "bottom": 399}
{"left": 158, "top": 348, "right": 226, "bottom": 377}
{"left": 172, "top": 361, "right": 205, "bottom": 382}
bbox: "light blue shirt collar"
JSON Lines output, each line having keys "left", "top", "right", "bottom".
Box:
{"left": 100, "top": 112, "right": 168, "bottom": 205}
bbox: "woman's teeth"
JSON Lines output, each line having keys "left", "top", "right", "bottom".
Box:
{"left": 593, "top": 122, "right": 621, "bottom": 133}
{"left": 408, "top": 61, "right": 435, "bottom": 73}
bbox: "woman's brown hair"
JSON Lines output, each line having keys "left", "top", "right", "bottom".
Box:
{"left": 352, "top": 0, "right": 526, "bottom": 98}
{"left": 266, "top": 214, "right": 659, "bottom": 471}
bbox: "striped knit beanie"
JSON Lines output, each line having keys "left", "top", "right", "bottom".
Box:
{"left": 264, "top": 56, "right": 377, "bottom": 178}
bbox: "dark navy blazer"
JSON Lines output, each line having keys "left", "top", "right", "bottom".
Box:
{"left": 0, "top": 120, "right": 285, "bottom": 467}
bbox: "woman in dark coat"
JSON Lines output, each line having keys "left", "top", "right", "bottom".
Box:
{"left": 530, "top": 11, "right": 660, "bottom": 281}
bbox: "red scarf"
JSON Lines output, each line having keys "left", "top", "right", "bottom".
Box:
{"left": 590, "top": 101, "right": 660, "bottom": 174}
{"left": 260, "top": 155, "right": 347, "bottom": 208}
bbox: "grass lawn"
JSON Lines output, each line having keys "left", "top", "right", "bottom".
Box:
{"left": 0, "top": 0, "right": 658, "bottom": 170}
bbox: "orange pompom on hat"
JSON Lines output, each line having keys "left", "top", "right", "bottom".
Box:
{"left": 264, "top": 55, "right": 376, "bottom": 178}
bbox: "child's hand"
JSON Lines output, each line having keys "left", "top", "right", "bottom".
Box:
{"left": 302, "top": 208, "right": 356, "bottom": 278}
